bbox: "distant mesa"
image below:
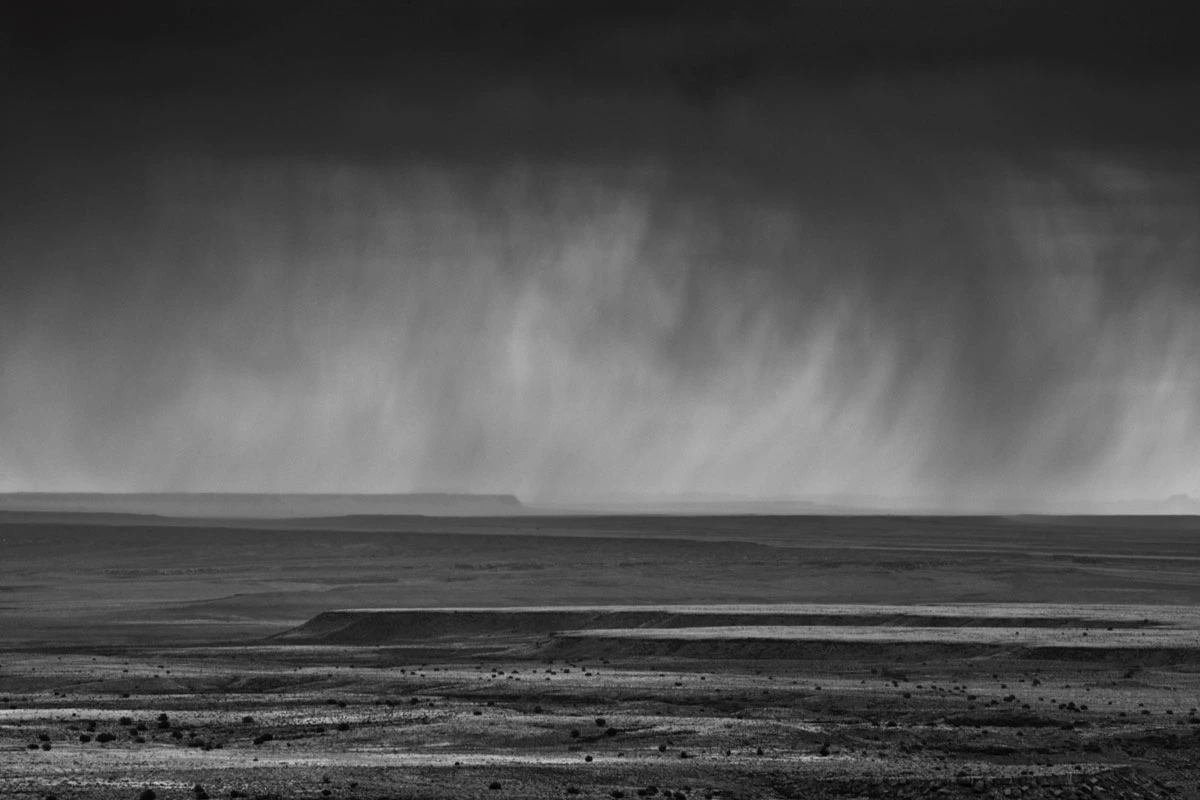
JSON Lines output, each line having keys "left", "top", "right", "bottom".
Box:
{"left": 0, "top": 492, "right": 524, "bottom": 519}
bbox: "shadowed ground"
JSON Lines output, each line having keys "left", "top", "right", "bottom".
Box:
{"left": 4, "top": 513, "right": 1200, "bottom": 646}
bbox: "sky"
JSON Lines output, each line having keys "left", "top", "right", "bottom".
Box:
{"left": 2, "top": 1, "right": 1199, "bottom": 509}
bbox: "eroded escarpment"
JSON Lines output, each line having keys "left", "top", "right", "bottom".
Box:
{"left": 273, "top": 603, "right": 1184, "bottom": 647}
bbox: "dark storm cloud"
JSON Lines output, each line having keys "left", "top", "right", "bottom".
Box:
{"left": 2, "top": 1, "right": 1199, "bottom": 506}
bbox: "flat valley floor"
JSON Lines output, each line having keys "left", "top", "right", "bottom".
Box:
{"left": 2, "top": 514, "right": 1200, "bottom": 800}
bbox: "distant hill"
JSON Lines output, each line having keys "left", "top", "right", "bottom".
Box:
{"left": 0, "top": 492, "right": 524, "bottom": 519}
{"left": 1067, "top": 494, "right": 1200, "bottom": 515}
{"left": 1147, "top": 494, "right": 1200, "bottom": 514}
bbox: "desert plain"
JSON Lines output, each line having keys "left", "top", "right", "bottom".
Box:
{"left": 3, "top": 512, "right": 1200, "bottom": 800}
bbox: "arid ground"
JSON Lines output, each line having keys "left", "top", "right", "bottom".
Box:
{"left": 3, "top": 514, "right": 1200, "bottom": 799}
